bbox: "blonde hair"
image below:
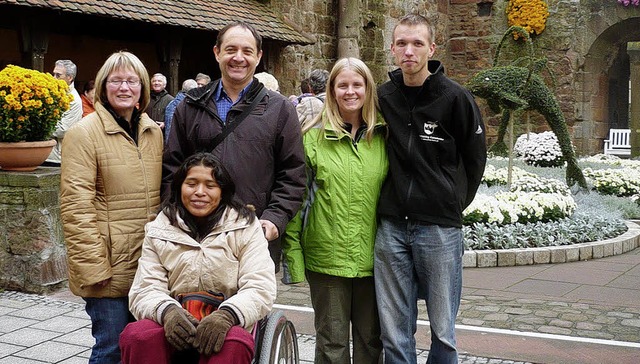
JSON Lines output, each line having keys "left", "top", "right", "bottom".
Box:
{"left": 254, "top": 72, "right": 280, "bottom": 92}
{"left": 302, "top": 57, "right": 379, "bottom": 143}
{"left": 94, "top": 51, "right": 151, "bottom": 111}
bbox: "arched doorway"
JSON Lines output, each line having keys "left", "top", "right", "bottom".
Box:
{"left": 577, "top": 14, "right": 640, "bottom": 155}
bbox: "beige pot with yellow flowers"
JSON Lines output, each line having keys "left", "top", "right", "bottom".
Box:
{"left": 0, "top": 65, "right": 71, "bottom": 171}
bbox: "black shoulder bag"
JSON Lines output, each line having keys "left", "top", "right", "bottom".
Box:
{"left": 210, "top": 87, "right": 268, "bottom": 150}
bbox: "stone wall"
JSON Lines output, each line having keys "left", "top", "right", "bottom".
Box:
{"left": 268, "top": 0, "right": 640, "bottom": 155}
{"left": 272, "top": 0, "right": 414, "bottom": 94}
{"left": 0, "top": 169, "right": 67, "bottom": 293}
{"left": 270, "top": 0, "right": 338, "bottom": 96}
{"left": 444, "top": 0, "right": 640, "bottom": 155}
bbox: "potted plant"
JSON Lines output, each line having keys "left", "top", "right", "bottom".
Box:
{"left": 0, "top": 64, "right": 71, "bottom": 171}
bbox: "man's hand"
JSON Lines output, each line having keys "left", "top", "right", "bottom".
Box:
{"left": 260, "top": 219, "right": 279, "bottom": 241}
{"left": 194, "top": 309, "right": 237, "bottom": 356}
{"left": 162, "top": 305, "right": 198, "bottom": 351}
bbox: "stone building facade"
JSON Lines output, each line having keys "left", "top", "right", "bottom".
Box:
{"left": 271, "top": 0, "right": 640, "bottom": 156}
{"left": 2, "top": 0, "right": 639, "bottom": 293}
{"left": 0, "top": 0, "right": 638, "bottom": 155}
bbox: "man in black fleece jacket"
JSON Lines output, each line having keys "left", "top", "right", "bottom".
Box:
{"left": 374, "top": 13, "right": 487, "bottom": 364}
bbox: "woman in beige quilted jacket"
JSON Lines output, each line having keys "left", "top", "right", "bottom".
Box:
{"left": 60, "top": 51, "right": 163, "bottom": 364}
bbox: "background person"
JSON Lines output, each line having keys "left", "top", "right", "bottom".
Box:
{"left": 283, "top": 58, "right": 387, "bottom": 364}
{"left": 81, "top": 80, "right": 96, "bottom": 117}
{"left": 195, "top": 72, "right": 211, "bottom": 87}
{"left": 296, "top": 68, "right": 329, "bottom": 125}
{"left": 60, "top": 51, "right": 163, "bottom": 364}
{"left": 254, "top": 71, "right": 280, "bottom": 92}
{"left": 289, "top": 77, "right": 312, "bottom": 106}
{"left": 375, "top": 14, "right": 487, "bottom": 364}
{"left": 44, "top": 59, "right": 83, "bottom": 166}
{"left": 163, "top": 21, "right": 306, "bottom": 273}
{"left": 121, "top": 152, "right": 276, "bottom": 363}
{"left": 147, "top": 73, "right": 174, "bottom": 131}
{"left": 164, "top": 78, "right": 198, "bottom": 144}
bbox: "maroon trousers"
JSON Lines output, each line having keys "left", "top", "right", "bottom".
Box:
{"left": 120, "top": 319, "right": 254, "bottom": 364}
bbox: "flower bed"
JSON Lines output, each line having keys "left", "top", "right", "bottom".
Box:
{"left": 464, "top": 214, "right": 629, "bottom": 250}
{"left": 465, "top": 165, "right": 575, "bottom": 225}
{"left": 583, "top": 167, "right": 640, "bottom": 197}
{"left": 463, "top": 157, "right": 638, "bottom": 250}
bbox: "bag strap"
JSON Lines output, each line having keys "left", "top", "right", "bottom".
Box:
{"left": 211, "top": 86, "right": 268, "bottom": 151}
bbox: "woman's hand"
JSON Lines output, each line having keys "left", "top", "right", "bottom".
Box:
{"left": 162, "top": 305, "right": 198, "bottom": 351}
{"left": 194, "top": 309, "right": 237, "bottom": 356}
{"left": 260, "top": 219, "right": 279, "bottom": 241}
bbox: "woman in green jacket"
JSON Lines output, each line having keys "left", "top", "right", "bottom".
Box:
{"left": 283, "top": 58, "right": 388, "bottom": 364}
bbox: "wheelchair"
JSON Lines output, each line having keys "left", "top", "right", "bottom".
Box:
{"left": 252, "top": 309, "right": 299, "bottom": 364}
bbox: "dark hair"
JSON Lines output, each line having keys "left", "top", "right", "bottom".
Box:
{"left": 83, "top": 80, "right": 95, "bottom": 94}
{"left": 161, "top": 152, "right": 254, "bottom": 239}
{"left": 308, "top": 69, "right": 329, "bottom": 94}
{"left": 216, "top": 21, "right": 262, "bottom": 52}
{"left": 300, "top": 78, "right": 311, "bottom": 94}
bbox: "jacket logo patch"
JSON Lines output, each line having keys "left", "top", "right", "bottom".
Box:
{"left": 420, "top": 121, "right": 443, "bottom": 142}
{"left": 424, "top": 121, "right": 437, "bottom": 135}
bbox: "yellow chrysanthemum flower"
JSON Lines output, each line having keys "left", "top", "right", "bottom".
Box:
{"left": 0, "top": 65, "right": 72, "bottom": 142}
{"left": 506, "top": 0, "right": 550, "bottom": 39}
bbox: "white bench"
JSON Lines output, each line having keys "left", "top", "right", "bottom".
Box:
{"left": 603, "top": 128, "right": 631, "bottom": 156}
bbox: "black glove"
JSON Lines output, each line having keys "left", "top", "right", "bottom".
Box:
{"left": 194, "top": 308, "right": 237, "bottom": 356}
{"left": 162, "top": 304, "right": 198, "bottom": 351}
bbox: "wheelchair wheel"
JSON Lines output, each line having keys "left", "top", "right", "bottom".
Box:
{"left": 257, "top": 310, "right": 299, "bottom": 364}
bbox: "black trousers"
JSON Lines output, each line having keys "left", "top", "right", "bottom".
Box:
{"left": 268, "top": 237, "right": 281, "bottom": 273}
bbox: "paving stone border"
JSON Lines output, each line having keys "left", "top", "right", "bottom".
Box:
{"left": 463, "top": 221, "right": 640, "bottom": 268}
{"left": 0, "top": 290, "right": 84, "bottom": 309}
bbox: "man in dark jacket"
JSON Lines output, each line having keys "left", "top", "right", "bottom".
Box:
{"left": 162, "top": 21, "right": 306, "bottom": 270}
{"left": 147, "top": 73, "right": 174, "bottom": 132}
{"left": 374, "top": 14, "right": 487, "bottom": 364}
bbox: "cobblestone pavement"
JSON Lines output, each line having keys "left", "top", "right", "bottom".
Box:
{"left": 276, "top": 252, "right": 640, "bottom": 344}
{"left": 0, "top": 247, "right": 637, "bottom": 363}
{"left": 457, "top": 295, "right": 640, "bottom": 343}
{"left": 278, "top": 279, "right": 640, "bottom": 346}
{"left": 276, "top": 248, "right": 640, "bottom": 363}
{"left": 0, "top": 290, "right": 530, "bottom": 364}
{"left": 277, "top": 280, "right": 537, "bottom": 363}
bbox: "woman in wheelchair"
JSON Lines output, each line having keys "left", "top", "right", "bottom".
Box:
{"left": 120, "top": 152, "right": 277, "bottom": 363}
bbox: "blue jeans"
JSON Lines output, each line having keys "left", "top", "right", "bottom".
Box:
{"left": 374, "top": 217, "right": 463, "bottom": 364}
{"left": 84, "top": 297, "right": 133, "bottom": 364}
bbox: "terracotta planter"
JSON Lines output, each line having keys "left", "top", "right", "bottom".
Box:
{"left": 0, "top": 140, "right": 56, "bottom": 171}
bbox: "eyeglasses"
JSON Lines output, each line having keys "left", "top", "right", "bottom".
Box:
{"left": 107, "top": 79, "right": 141, "bottom": 87}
